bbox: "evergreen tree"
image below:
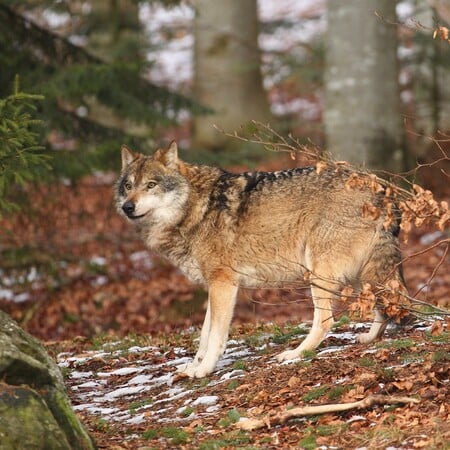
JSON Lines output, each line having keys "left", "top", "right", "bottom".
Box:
{"left": 0, "top": 1, "right": 202, "bottom": 178}
{"left": 0, "top": 77, "right": 49, "bottom": 215}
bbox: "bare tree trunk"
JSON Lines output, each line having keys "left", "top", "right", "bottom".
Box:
{"left": 324, "top": 0, "right": 405, "bottom": 171}
{"left": 192, "top": 0, "right": 272, "bottom": 151}
{"left": 413, "top": 0, "right": 450, "bottom": 136}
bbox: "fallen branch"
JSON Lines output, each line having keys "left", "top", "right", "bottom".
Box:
{"left": 235, "top": 394, "right": 420, "bottom": 431}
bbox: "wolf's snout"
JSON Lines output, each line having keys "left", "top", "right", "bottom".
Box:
{"left": 122, "top": 200, "right": 135, "bottom": 216}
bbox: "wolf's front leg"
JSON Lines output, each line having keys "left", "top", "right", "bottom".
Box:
{"left": 180, "top": 280, "right": 238, "bottom": 378}
{"left": 177, "top": 300, "right": 211, "bottom": 372}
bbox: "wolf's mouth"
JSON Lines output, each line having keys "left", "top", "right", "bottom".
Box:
{"left": 128, "top": 212, "right": 149, "bottom": 220}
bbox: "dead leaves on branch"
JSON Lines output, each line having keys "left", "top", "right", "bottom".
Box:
{"left": 339, "top": 281, "right": 411, "bottom": 323}
{"left": 343, "top": 170, "right": 449, "bottom": 243}
{"left": 400, "top": 184, "right": 449, "bottom": 240}
{"left": 433, "top": 26, "right": 450, "bottom": 43}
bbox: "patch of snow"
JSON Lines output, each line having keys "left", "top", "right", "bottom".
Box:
{"left": 419, "top": 231, "right": 445, "bottom": 246}
{"left": 153, "top": 388, "right": 194, "bottom": 406}
{"left": 78, "top": 381, "right": 103, "bottom": 388}
{"left": 0, "top": 288, "right": 14, "bottom": 301}
{"left": 12, "top": 292, "right": 31, "bottom": 303}
{"left": 73, "top": 404, "right": 120, "bottom": 415}
{"left": 215, "top": 358, "right": 237, "bottom": 369}
{"left": 166, "top": 356, "right": 191, "bottom": 367}
{"left": 326, "top": 331, "right": 358, "bottom": 341}
{"left": 128, "top": 374, "right": 153, "bottom": 385}
{"left": 108, "top": 367, "right": 143, "bottom": 376}
{"left": 220, "top": 370, "right": 246, "bottom": 380}
{"left": 70, "top": 370, "right": 94, "bottom": 379}
{"left": 206, "top": 405, "right": 220, "bottom": 413}
{"left": 128, "top": 345, "right": 157, "bottom": 354}
{"left": 103, "top": 385, "right": 152, "bottom": 401}
{"left": 271, "top": 97, "right": 322, "bottom": 120}
{"left": 191, "top": 396, "right": 219, "bottom": 407}
{"left": 90, "top": 256, "right": 107, "bottom": 266}
{"left": 347, "top": 415, "right": 368, "bottom": 423}
{"left": 223, "top": 348, "right": 251, "bottom": 359}
{"left": 280, "top": 357, "right": 301, "bottom": 365}
{"left": 259, "top": 0, "right": 325, "bottom": 22}
{"left": 317, "top": 346, "right": 347, "bottom": 356}
{"left": 128, "top": 250, "right": 154, "bottom": 269}
{"left": 415, "top": 283, "right": 429, "bottom": 294}
{"left": 227, "top": 339, "right": 245, "bottom": 346}
{"left": 92, "top": 276, "right": 108, "bottom": 287}
{"left": 42, "top": 9, "right": 71, "bottom": 28}
{"left": 396, "top": 1, "right": 414, "bottom": 21}
{"left": 126, "top": 413, "right": 147, "bottom": 424}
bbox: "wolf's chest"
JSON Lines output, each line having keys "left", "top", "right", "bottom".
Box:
{"left": 174, "top": 257, "right": 205, "bottom": 284}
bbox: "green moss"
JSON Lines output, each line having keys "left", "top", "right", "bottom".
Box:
{"left": 272, "top": 325, "right": 309, "bottom": 344}
{"left": 299, "top": 432, "right": 317, "bottom": 450}
{"left": 426, "top": 331, "right": 449, "bottom": 344}
{"left": 302, "top": 385, "right": 329, "bottom": 402}
{"left": 218, "top": 409, "right": 241, "bottom": 427}
{"left": 227, "top": 380, "right": 240, "bottom": 391}
{"left": 198, "top": 431, "right": 251, "bottom": 449}
{"left": 0, "top": 385, "right": 71, "bottom": 450}
{"left": 431, "top": 350, "right": 449, "bottom": 363}
{"left": 45, "top": 387, "right": 95, "bottom": 450}
{"left": 357, "top": 357, "right": 376, "bottom": 367}
{"left": 160, "top": 426, "right": 190, "bottom": 445}
{"left": 232, "top": 360, "right": 248, "bottom": 371}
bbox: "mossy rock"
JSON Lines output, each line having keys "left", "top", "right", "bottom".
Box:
{"left": 0, "top": 311, "right": 95, "bottom": 449}
{"left": 0, "top": 384, "right": 71, "bottom": 449}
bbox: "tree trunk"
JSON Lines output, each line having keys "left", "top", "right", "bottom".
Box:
{"left": 192, "top": 0, "right": 272, "bottom": 151}
{"left": 324, "top": 0, "right": 405, "bottom": 171}
{"left": 413, "top": 0, "right": 450, "bottom": 136}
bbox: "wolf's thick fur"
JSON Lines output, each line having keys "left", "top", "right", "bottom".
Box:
{"left": 116, "top": 142, "right": 406, "bottom": 378}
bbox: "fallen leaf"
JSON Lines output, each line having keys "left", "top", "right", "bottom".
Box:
{"left": 288, "top": 376, "right": 300, "bottom": 388}
{"left": 431, "top": 320, "right": 444, "bottom": 337}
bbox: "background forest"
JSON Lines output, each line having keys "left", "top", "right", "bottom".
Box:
{"left": 0, "top": 1, "right": 449, "bottom": 448}
{"left": 1, "top": 0, "right": 449, "bottom": 332}
{"left": 0, "top": 0, "right": 450, "bottom": 330}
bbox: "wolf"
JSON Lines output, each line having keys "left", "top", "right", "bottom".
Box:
{"left": 116, "top": 141, "right": 407, "bottom": 378}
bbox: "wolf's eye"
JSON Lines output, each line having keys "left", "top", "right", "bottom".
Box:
{"left": 147, "top": 181, "right": 157, "bottom": 189}
{"left": 124, "top": 182, "right": 132, "bottom": 190}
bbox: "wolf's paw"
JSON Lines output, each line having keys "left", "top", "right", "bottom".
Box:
{"left": 176, "top": 361, "right": 196, "bottom": 373}
{"left": 276, "top": 349, "right": 301, "bottom": 362}
{"left": 179, "top": 362, "right": 212, "bottom": 379}
{"left": 357, "top": 332, "right": 375, "bottom": 344}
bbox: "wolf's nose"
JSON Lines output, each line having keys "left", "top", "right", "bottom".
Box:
{"left": 122, "top": 201, "right": 135, "bottom": 216}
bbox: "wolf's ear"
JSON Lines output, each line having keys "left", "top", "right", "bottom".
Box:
{"left": 121, "top": 145, "right": 140, "bottom": 170}
{"left": 155, "top": 141, "right": 179, "bottom": 170}
{"left": 165, "top": 141, "right": 178, "bottom": 169}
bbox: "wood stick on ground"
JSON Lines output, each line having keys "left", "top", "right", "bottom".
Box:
{"left": 235, "top": 394, "right": 420, "bottom": 431}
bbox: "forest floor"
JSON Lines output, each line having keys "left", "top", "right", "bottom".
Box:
{"left": 51, "top": 320, "right": 449, "bottom": 449}
{"left": 0, "top": 162, "right": 449, "bottom": 449}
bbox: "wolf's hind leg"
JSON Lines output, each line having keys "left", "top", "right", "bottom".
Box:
{"left": 357, "top": 237, "right": 407, "bottom": 344}
{"left": 277, "top": 280, "right": 335, "bottom": 362}
{"left": 357, "top": 308, "right": 388, "bottom": 344}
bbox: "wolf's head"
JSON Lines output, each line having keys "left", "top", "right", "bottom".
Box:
{"left": 116, "top": 141, "right": 189, "bottom": 226}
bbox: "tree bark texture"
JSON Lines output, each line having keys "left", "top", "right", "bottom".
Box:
{"left": 192, "top": 0, "right": 272, "bottom": 150}
{"left": 324, "top": 0, "right": 405, "bottom": 171}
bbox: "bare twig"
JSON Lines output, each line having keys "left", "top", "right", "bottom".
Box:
{"left": 236, "top": 394, "right": 420, "bottom": 431}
